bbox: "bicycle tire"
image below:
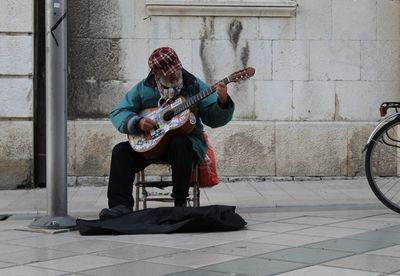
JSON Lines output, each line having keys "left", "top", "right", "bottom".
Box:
{"left": 365, "top": 116, "right": 400, "bottom": 213}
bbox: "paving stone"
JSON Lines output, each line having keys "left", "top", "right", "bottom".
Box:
{"left": 279, "top": 216, "right": 346, "bottom": 226}
{"left": 346, "top": 231, "right": 400, "bottom": 245}
{"left": 305, "top": 238, "right": 393, "bottom": 253}
{"left": 145, "top": 251, "right": 240, "bottom": 269}
{"left": 0, "top": 265, "right": 66, "bottom": 276}
{"left": 29, "top": 254, "right": 128, "bottom": 273}
{"left": 248, "top": 233, "right": 331, "bottom": 247}
{"left": 81, "top": 260, "right": 188, "bottom": 276}
{"left": 46, "top": 239, "right": 127, "bottom": 254}
{"left": 257, "top": 247, "right": 353, "bottom": 264}
{"left": 276, "top": 265, "right": 380, "bottom": 276}
{"left": 0, "top": 247, "right": 77, "bottom": 265}
{"left": 166, "top": 270, "right": 230, "bottom": 276}
{"left": 380, "top": 225, "right": 400, "bottom": 232}
{"left": 289, "top": 226, "right": 368, "bottom": 238}
{"left": 201, "top": 257, "right": 307, "bottom": 276}
{"left": 199, "top": 241, "right": 288, "bottom": 257}
{"left": 324, "top": 254, "right": 400, "bottom": 274}
{"left": 328, "top": 219, "right": 400, "bottom": 230}
{"left": 96, "top": 244, "right": 184, "bottom": 260}
{"left": 367, "top": 245, "right": 400, "bottom": 258}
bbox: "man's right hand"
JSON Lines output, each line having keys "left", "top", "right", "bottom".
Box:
{"left": 137, "top": 117, "right": 157, "bottom": 133}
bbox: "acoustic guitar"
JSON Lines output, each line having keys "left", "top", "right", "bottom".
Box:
{"left": 128, "top": 67, "right": 256, "bottom": 159}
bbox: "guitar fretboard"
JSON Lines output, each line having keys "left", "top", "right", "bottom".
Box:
{"left": 172, "top": 77, "right": 230, "bottom": 115}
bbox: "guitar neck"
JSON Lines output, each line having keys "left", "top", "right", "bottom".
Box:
{"left": 171, "top": 77, "right": 231, "bottom": 116}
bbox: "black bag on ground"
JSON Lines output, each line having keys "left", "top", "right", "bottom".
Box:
{"left": 76, "top": 205, "right": 247, "bottom": 235}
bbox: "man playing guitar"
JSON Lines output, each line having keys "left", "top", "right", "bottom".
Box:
{"left": 99, "top": 47, "right": 235, "bottom": 219}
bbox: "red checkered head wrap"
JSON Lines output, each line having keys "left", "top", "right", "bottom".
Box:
{"left": 148, "top": 47, "right": 182, "bottom": 77}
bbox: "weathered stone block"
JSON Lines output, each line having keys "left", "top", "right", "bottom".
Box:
{"left": 205, "top": 122, "right": 275, "bottom": 176}
{"left": 194, "top": 38, "right": 271, "bottom": 81}
{"left": 0, "top": 121, "right": 33, "bottom": 189}
{"left": 214, "top": 17, "right": 259, "bottom": 40}
{"left": 0, "top": 36, "right": 33, "bottom": 75}
{"left": 0, "top": 0, "right": 33, "bottom": 32}
{"left": 255, "top": 81, "right": 292, "bottom": 120}
{"left": 293, "top": 81, "right": 335, "bottom": 121}
{"left": 332, "top": 0, "right": 376, "bottom": 40}
{"left": 74, "top": 120, "right": 125, "bottom": 176}
{"left": 194, "top": 39, "right": 237, "bottom": 83}
{"left": 68, "top": 79, "right": 130, "bottom": 119}
{"left": 361, "top": 41, "right": 400, "bottom": 81}
{"left": 276, "top": 122, "right": 347, "bottom": 176}
{"left": 69, "top": 38, "right": 120, "bottom": 80}
{"left": 0, "top": 79, "right": 32, "bottom": 117}
{"left": 310, "top": 40, "right": 360, "bottom": 81}
{"left": 335, "top": 81, "right": 400, "bottom": 121}
{"left": 68, "top": 0, "right": 89, "bottom": 38}
{"left": 89, "top": 0, "right": 134, "bottom": 38}
{"left": 171, "top": 17, "right": 204, "bottom": 39}
{"left": 245, "top": 40, "right": 272, "bottom": 81}
{"left": 120, "top": 39, "right": 149, "bottom": 80}
{"left": 296, "top": 0, "right": 331, "bottom": 39}
{"left": 347, "top": 123, "right": 376, "bottom": 176}
{"left": 193, "top": 39, "right": 256, "bottom": 119}
{"left": 67, "top": 121, "right": 76, "bottom": 176}
{"left": 90, "top": 0, "right": 121, "bottom": 38}
{"left": 259, "top": 17, "right": 295, "bottom": 40}
{"left": 230, "top": 80, "right": 256, "bottom": 120}
{"left": 134, "top": 0, "right": 170, "bottom": 39}
{"left": 272, "top": 40, "right": 309, "bottom": 81}
{"left": 378, "top": 0, "right": 400, "bottom": 40}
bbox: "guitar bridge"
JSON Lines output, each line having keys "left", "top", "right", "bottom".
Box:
{"left": 151, "top": 128, "right": 165, "bottom": 139}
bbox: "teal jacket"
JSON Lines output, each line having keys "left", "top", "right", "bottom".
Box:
{"left": 110, "top": 69, "right": 235, "bottom": 161}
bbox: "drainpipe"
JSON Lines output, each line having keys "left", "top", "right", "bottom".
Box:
{"left": 31, "top": 0, "right": 75, "bottom": 229}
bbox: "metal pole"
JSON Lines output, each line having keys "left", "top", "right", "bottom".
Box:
{"left": 31, "top": 0, "right": 75, "bottom": 229}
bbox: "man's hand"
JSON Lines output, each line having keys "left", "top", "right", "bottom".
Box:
{"left": 138, "top": 117, "right": 156, "bottom": 133}
{"left": 215, "top": 82, "right": 228, "bottom": 105}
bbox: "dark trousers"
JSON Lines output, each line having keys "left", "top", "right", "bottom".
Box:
{"left": 107, "top": 135, "right": 193, "bottom": 210}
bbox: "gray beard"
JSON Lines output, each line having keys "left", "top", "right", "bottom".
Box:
{"left": 158, "top": 71, "right": 183, "bottom": 88}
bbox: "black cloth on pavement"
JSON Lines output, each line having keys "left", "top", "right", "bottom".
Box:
{"left": 76, "top": 205, "right": 247, "bottom": 235}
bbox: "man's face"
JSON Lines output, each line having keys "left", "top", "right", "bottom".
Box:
{"left": 155, "top": 69, "right": 183, "bottom": 88}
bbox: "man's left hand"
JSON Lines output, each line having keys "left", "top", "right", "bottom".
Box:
{"left": 215, "top": 82, "right": 228, "bottom": 104}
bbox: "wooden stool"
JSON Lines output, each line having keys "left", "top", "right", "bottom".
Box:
{"left": 134, "top": 161, "right": 200, "bottom": 210}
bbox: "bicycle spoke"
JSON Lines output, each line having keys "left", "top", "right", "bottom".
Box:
{"left": 389, "top": 186, "right": 400, "bottom": 202}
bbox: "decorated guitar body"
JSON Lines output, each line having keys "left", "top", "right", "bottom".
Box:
{"left": 128, "top": 96, "right": 197, "bottom": 159}
{"left": 128, "top": 67, "right": 256, "bottom": 159}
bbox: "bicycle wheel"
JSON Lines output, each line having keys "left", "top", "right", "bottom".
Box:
{"left": 365, "top": 116, "right": 400, "bottom": 213}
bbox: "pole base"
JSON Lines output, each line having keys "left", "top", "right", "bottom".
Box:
{"left": 30, "top": 215, "right": 76, "bottom": 229}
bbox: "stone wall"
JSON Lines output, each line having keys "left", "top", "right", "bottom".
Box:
{"left": 67, "top": 0, "right": 400, "bottom": 182}
{"left": 1, "top": 0, "right": 400, "bottom": 188}
{"left": 0, "top": 1, "right": 33, "bottom": 188}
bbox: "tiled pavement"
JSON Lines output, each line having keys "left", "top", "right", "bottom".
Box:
{"left": 1, "top": 178, "right": 400, "bottom": 275}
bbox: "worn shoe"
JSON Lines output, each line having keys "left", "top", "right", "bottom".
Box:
{"left": 174, "top": 199, "right": 187, "bottom": 207}
{"left": 99, "top": 205, "right": 132, "bottom": 220}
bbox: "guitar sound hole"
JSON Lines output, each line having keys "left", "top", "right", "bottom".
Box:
{"left": 163, "top": 110, "right": 175, "bottom": 121}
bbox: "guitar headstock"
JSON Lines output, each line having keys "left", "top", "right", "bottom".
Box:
{"left": 228, "top": 67, "right": 256, "bottom": 83}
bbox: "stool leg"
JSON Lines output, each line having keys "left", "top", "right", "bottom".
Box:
{"left": 143, "top": 186, "right": 147, "bottom": 209}
{"left": 193, "top": 185, "right": 198, "bottom": 207}
{"left": 193, "top": 164, "right": 200, "bottom": 207}
{"left": 134, "top": 173, "right": 139, "bottom": 211}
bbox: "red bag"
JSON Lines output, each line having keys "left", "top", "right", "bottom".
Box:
{"left": 197, "top": 132, "right": 219, "bottom": 188}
